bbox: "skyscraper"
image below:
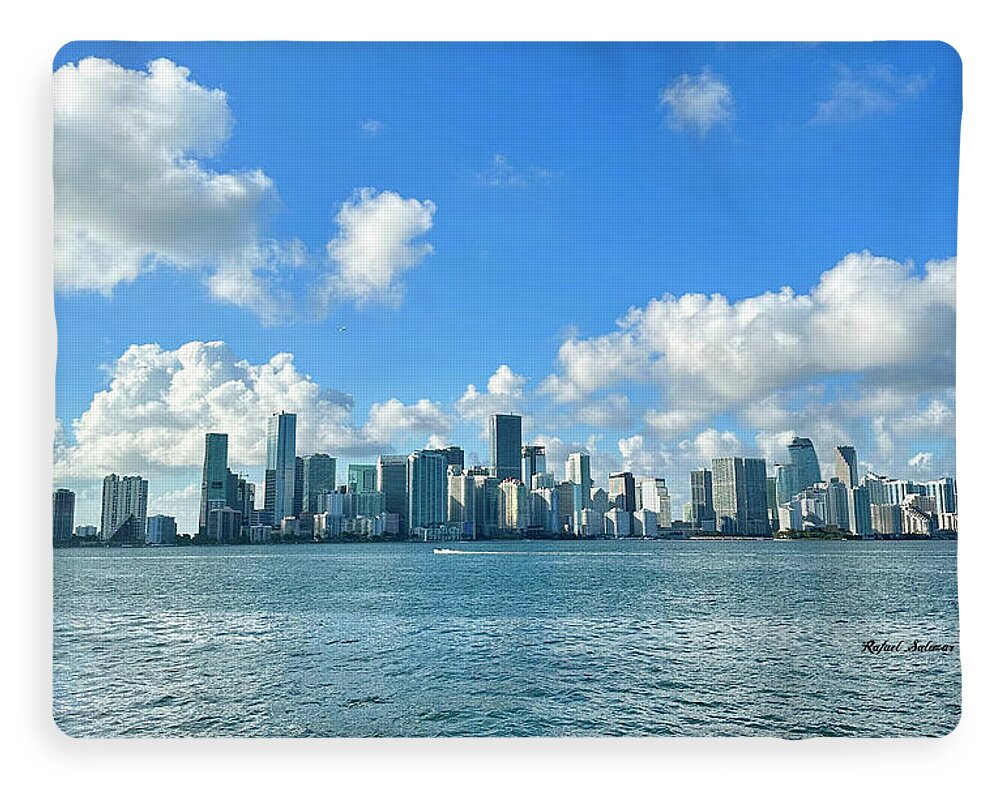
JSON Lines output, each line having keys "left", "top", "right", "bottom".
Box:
{"left": 302, "top": 453, "right": 337, "bottom": 513}
{"left": 608, "top": 471, "right": 637, "bottom": 513}
{"left": 521, "top": 445, "right": 546, "bottom": 485}
{"left": 293, "top": 456, "right": 304, "bottom": 515}
{"left": 52, "top": 488, "right": 75, "bottom": 543}
{"left": 566, "top": 452, "right": 592, "bottom": 507}
{"left": 489, "top": 413, "right": 522, "bottom": 481}
{"left": 788, "top": 436, "right": 822, "bottom": 494}
{"left": 690, "top": 468, "right": 715, "bottom": 528}
{"left": 711, "top": 458, "right": 769, "bottom": 536}
{"left": 378, "top": 454, "right": 409, "bottom": 533}
{"left": 774, "top": 462, "right": 797, "bottom": 505}
{"left": 639, "top": 478, "right": 671, "bottom": 527}
{"left": 847, "top": 485, "right": 872, "bottom": 536}
{"left": 265, "top": 412, "right": 297, "bottom": 526}
{"left": 924, "top": 477, "right": 957, "bottom": 515}
{"left": 834, "top": 445, "right": 859, "bottom": 489}
{"left": 436, "top": 446, "right": 465, "bottom": 470}
{"left": 199, "top": 433, "right": 229, "bottom": 535}
{"left": 407, "top": 450, "right": 447, "bottom": 534}
{"left": 348, "top": 463, "right": 378, "bottom": 492}
{"left": 100, "top": 474, "right": 148, "bottom": 542}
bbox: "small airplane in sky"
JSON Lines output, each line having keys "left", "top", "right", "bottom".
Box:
{"left": 338, "top": 326, "right": 348, "bottom": 332}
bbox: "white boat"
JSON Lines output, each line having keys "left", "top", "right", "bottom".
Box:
{"left": 432, "top": 547, "right": 461, "bottom": 554}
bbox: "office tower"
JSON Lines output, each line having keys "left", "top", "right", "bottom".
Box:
{"left": 766, "top": 476, "right": 778, "bottom": 530}
{"left": 633, "top": 510, "right": 658, "bottom": 538}
{"left": 608, "top": 471, "right": 637, "bottom": 513}
{"left": 639, "top": 478, "right": 671, "bottom": 527}
{"left": 901, "top": 494, "right": 937, "bottom": 535}
{"left": 437, "top": 446, "right": 465, "bottom": 470}
{"left": 302, "top": 454, "right": 336, "bottom": 513}
{"left": 471, "top": 474, "right": 500, "bottom": 539}
{"left": 834, "top": 446, "right": 859, "bottom": 488}
{"left": 521, "top": 445, "right": 546, "bottom": 485}
{"left": 566, "top": 452, "right": 593, "bottom": 507}
{"left": 407, "top": 450, "right": 447, "bottom": 534}
{"left": 711, "top": 457, "right": 769, "bottom": 536}
{"left": 146, "top": 514, "right": 177, "bottom": 545}
{"left": 265, "top": 412, "right": 297, "bottom": 525}
{"left": 348, "top": 464, "right": 378, "bottom": 492}
{"left": 100, "top": 474, "right": 149, "bottom": 542}
{"left": 530, "top": 487, "right": 559, "bottom": 535}
{"left": 206, "top": 506, "right": 242, "bottom": 543}
{"left": 226, "top": 472, "right": 256, "bottom": 526}
{"left": 378, "top": 454, "right": 409, "bottom": 533}
{"left": 590, "top": 487, "right": 609, "bottom": 516}
{"left": 774, "top": 463, "right": 797, "bottom": 506}
{"left": 556, "top": 481, "right": 581, "bottom": 533}
{"left": 604, "top": 508, "right": 631, "bottom": 538}
{"left": 924, "top": 477, "right": 957, "bottom": 516}
{"left": 871, "top": 503, "right": 902, "bottom": 535}
{"left": 847, "top": 486, "right": 872, "bottom": 537}
{"left": 52, "top": 488, "right": 75, "bottom": 543}
{"left": 447, "top": 470, "right": 476, "bottom": 525}
{"left": 351, "top": 490, "right": 386, "bottom": 518}
{"left": 531, "top": 471, "right": 556, "bottom": 490}
{"left": 825, "top": 478, "right": 850, "bottom": 530}
{"left": 498, "top": 479, "right": 529, "bottom": 534}
{"left": 199, "top": 433, "right": 229, "bottom": 535}
{"left": 787, "top": 436, "right": 822, "bottom": 494}
{"left": 293, "top": 456, "right": 304, "bottom": 514}
{"left": 690, "top": 468, "right": 715, "bottom": 527}
{"left": 489, "top": 413, "right": 522, "bottom": 481}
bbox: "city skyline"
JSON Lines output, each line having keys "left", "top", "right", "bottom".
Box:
{"left": 52, "top": 42, "right": 958, "bottom": 531}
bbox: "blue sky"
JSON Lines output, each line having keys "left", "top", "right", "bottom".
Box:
{"left": 52, "top": 42, "right": 960, "bottom": 529}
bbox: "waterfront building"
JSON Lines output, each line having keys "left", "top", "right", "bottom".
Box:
{"left": 870, "top": 503, "right": 902, "bottom": 536}
{"left": 939, "top": 512, "right": 958, "bottom": 532}
{"left": 206, "top": 506, "right": 242, "bottom": 543}
{"left": 591, "top": 487, "right": 609, "bottom": 516}
{"left": 489, "top": 413, "right": 523, "bottom": 481}
{"left": 690, "top": 468, "right": 716, "bottom": 528}
{"left": 531, "top": 472, "right": 555, "bottom": 490}
{"left": 436, "top": 446, "right": 465, "bottom": 471}
{"left": 229, "top": 473, "right": 256, "bottom": 527}
{"left": 471, "top": 474, "right": 500, "bottom": 538}
{"left": 447, "top": 470, "right": 476, "bottom": 524}
{"left": 53, "top": 488, "right": 75, "bottom": 543}
{"left": 146, "top": 514, "right": 177, "bottom": 545}
{"left": 711, "top": 457, "right": 769, "bottom": 536}
{"left": 407, "top": 450, "right": 447, "bottom": 535}
{"left": 639, "top": 478, "right": 671, "bottom": 527}
{"left": 265, "top": 412, "right": 297, "bottom": 526}
{"left": 774, "top": 462, "right": 797, "bottom": 507}
{"left": 766, "top": 476, "right": 779, "bottom": 530}
{"left": 604, "top": 508, "right": 631, "bottom": 538}
{"left": 198, "top": 433, "right": 229, "bottom": 536}
{"left": 348, "top": 463, "right": 378, "bottom": 492}
{"left": 498, "top": 479, "right": 529, "bottom": 534}
{"left": 787, "top": 436, "right": 822, "bottom": 495}
{"left": 556, "top": 480, "right": 582, "bottom": 533}
{"left": 100, "top": 474, "right": 148, "bottom": 542}
{"left": 521, "top": 445, "right": 546, "bottom": 485}
{"left": 834, "top": 445, "right": 859, "bottom": 488}
{"left": 566, "top": 452, "right": 593, "bottom": 507}
{"left": 825, "top": 478, "right": 850, "bottom": 531}
{"left": 778, "top": 502, "right": 803, "bottom": 533}
{"left": 293, "top": 456, "right": 304, "bottom": 515}
{"left": 530, "top": 487, "right": 559, "bottom": 535}
{"left": 924, "top": 477, "right": 957, "bottom": 516}
{"left": 580, "top": 508, "right": 602, "bottom": 537}
{"left": 303, "top": 454, "right": 336, "bottom": 512}
{"left": 378, "top": 454, "right": 409, "bottom": 533}
{"left": 632, "top": 509, "right": 658, "bottom": 538}
{"left": 608, "top": 471, "right": 637, "bottom": 513}
{"left": 901, "top": 495, "right": 936, "bottom": 535}
{"left": 847, "top": 485, "right": 872, "bottom": 537}
{"left": 74, "top": 525, "right": 98, "bottom": 539}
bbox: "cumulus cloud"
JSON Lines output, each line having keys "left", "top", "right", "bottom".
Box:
{"left": 812, "top": 63, "right": 931, "bottom": 124}
{"left": 475, "top": 154, "right": 557, "bottom": 187}
{"left": 362, "top": 398, "right": 451, "bottom": 446}
{"left": 321, "top": 188, "right": 436, "bottom": 307}
{"left": 54, "top": 57, "right": 299, "bottom": 324}
{"left": 659, "top": 68, "right": 734, "bottom": 136}
{"left": 455, "top": 365, "right": 528, "bottom": 432}
{"left": 908, "top": 451, "right": 934, "bottom": 472}
{"left": 541, "top": 252, "right": 955, "bottom": 414}
{"left": 360, "top": 118, "right": 384, "bottom": 134}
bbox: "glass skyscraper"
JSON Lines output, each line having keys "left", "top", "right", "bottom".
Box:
{"left": 199, "top": 432, "right": 229, "bottom": 535}
{"left": 303, "top": 453, "right": 336, "bottom": 513}
{"left": 489, "top": 413, "right": 522, "bottom": 481}
{"left": 265, "top": 411, "right": 297, "bottom": 526}
{"left": 711, "top": 457, "right": 769, "bottom": 536}
{"left": 52, "top": 488, "right": 75, "bottom": 543}
{"left": 788, "top": 436, "right": 822, "bottom": 494}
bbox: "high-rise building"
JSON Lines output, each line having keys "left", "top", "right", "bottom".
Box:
{"left": 293, "top": 456, "right": 305, "bottom": 515}
{"left": 436, "top": 446, "right": 465, "bottom": 471}
{"left": 348, "top": 463, "right": 378, "bottom": 492}
{"left": 825, "top": 478, "right": 850, "bottom": 530}
{"left": 774, "top": 462, "right": 797, "bottom": 506}
{"left": 639, "top": 478, "right": 671, "bottom": 527}
{"left": 498, "top": 479, "right": 529, "bottom": 534}
{"left": 924, "top": 477, "right": 957, "bottom": 516}
{"left": 608, "top": 471, "right": 637, "bottom": 513}
{"left": 100, "top": 474, "right": 148, "bottom": 542}
{"left": 146, "top": 514, "right": 177, "bottom": 545}
{"left": 834, "top": 446, "right": 859, "bottom": 489}
{"left": 847, "top": 486, "right": 872, "bottom": 537}
{"left": 407, "top": 450, "right": 447, "bottom": 534}
{"left": 555, "top": 480, "right": 582, "bottom": 533}
{"left": 788, "top": 436, "right": 822, "bottom": 494}
{"left": 378, "top": 454, "right": 410, "bottom": 533}
{"left": 447, "top": 469, "right": 476, "bottom": 525}
{"left": 265, "top": 412, "right": 297, "bottom": 526}
{"left": 302, "top": 454, "right": 336, "bottom": 513}
{"left": 471, "top": 473, "right": 500, "bottom": 538}
{"left": 199, "top": 433, "right": 229, "bottom": 535}
{"left": 566, "top": 452, "right": 593, "bottom": 507}
{"left": 52, "top": 488, "right": 75, "bottom": 543}
{"left": 521, "top": 445, "right": 546, "bottom": 485}
{"left": 711, "top": 458, "right": 769, "bottom": 536}
{"left": 871, "top": 503, "right": 902, "bottom": 536}
{"left": 489, "top": 413, "right": 522, "bottom": 481}
{"left": 590, "top": 487, "right": 609, "bottom": 517}
{"left": 766, "top": 476, "right": 779, "bottom": 530}
{"left": 690, "top": 468, "right": 715, "bottom": 528}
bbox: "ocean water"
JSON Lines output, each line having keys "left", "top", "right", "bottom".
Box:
{"left": 52, "top": 540, "right": 960, "bottom": 738}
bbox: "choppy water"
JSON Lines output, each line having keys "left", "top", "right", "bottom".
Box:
{"left": 53, "top": 540, "right": 960, "bottom": 737}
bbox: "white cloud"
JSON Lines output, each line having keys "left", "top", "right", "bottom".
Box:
{"left": 455, "top": 365, "right": 528, "bottom": 432}
{"left": 908, "top": 451, "right": 934, "bottom": 472}
{"left": 363, "top": 398, "right": 451, "bottom": 446}
{"left": 322, "top": 188, "right": 436, "bottom": 307}
{"left": 575, "top": 394, "right": 633, "bottom": 429}
{"left": 812, "top": 64, "right": 931, "bottom": 124}
{"left": 541, "top": 252, "right": 955, "bottom": 415}
{"left": 659, "top": 68, "right": 734, "bottom": 136}
{"left": 360, "top": 118, "right": 384, "bottom": 134}
{"left": 676, "top": 428, "right": 744, "bottom": 465}
{"left": 475, "top": 154, "right": 556, "bottom": 187}
{"left": 54, "top": 57, "right": 298, "bottom": 324}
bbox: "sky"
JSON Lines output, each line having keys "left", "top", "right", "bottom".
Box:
{"left": 51, "top": 42, "right": 960, "bottom": 531}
